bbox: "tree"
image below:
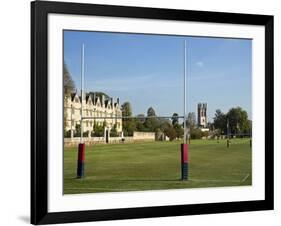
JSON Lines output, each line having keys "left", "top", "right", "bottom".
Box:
{"left": 226, "top": 107, "right": 250, "bottom": 136}
{"left": 110, "top": 124, "right": 119, "bottom": 137}
{"left": 170, "top": 112, "right": 184, "bottom": 139}
{"left": 136, "top": 114, "right": 146, "bottom": 123}
{"left": 144, "top": 107, "right": 159, "bottom": 132}
{"left": 135, "top": 114, "right": 146, "bottom": 132}
{"left": 92, "top": 121, "right": 105, "bottom": 137}
{"left": 63, "top": 63, "right": 75, "bottom": 133}
{"left": 186, "top": 112, "right": 196, "bottom": 129}
{"left": 173, "top": 123, "right": 184, "bottom": 139}
{"left": 213, "top": 107, "right": 251, "bottom": 137}
{"left": 159, "top": 119, "right": 171, "bottom": 131}
{"left": 125, "top": 120, "right": 137, "bottom": 136}
{"left": 121, "top": 102, "right": 136, "bottom": 136}
{"left": 190, "top": 128, "right": 203, "bottom": 139}
{"left": 63, "top": 63, "right": 75, "bottom": 96}
{"left": 121, "top": 102, "right": 132, "bottom": 118}
{"left": 75, "top": 124, "right": 81, "bottom": 137}
{"left": 247, "top": 120, "right": 252, "bottom": 137}
{"left": 88, "top": 91, "right": 110, "bottom": 100}
{"left": 147, "top": 107, "right": 156, "bottom": 117}
{"left": 213, "top": 109, "right": 227, "bottom": 134}
{"left": 171, "top": 113, "right": 179, "bottom": 126}
{"left": 164, "top": 123, "right": 177, "bottom": 141}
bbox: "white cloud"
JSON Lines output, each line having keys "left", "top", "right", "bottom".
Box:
{"left": 196, "top": 61, "right": 204, "bottom": 68}
{"left": 85, "top": 74, "right": 181, "bottom": 92}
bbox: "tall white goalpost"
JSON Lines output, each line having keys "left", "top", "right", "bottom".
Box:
{"left": 181, "top": 40, "right": 189, "bottom": 180}
{"left": 77, "top": 43, "right": 85, "bottom": 178}
{"left": 76, "top": 40, "right": 189, "bottom": 180}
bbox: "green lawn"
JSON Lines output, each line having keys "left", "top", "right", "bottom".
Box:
{"left": 64, "top": 139, "right": 252, "bottom": 194}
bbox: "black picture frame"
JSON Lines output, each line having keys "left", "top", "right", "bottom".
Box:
{"left": 31, "top": 0, "right": 274, "bottom": 224}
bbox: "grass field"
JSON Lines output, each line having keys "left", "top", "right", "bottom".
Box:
{"left": 64, "top": 138, "right": 252, "bottom": 194}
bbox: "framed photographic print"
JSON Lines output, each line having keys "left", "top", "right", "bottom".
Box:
{"left": 31, "top": 0, "right": 274, "bottom": 224}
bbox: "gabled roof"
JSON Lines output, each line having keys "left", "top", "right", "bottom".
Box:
{"left": 95, "top": 96, "right": 101, "bottom": 106}
{"left": 71, "top": 93, "right": 77, "bottom": 101}
{"left": 71, "top": 93, "right": 81, "bottom": 103}
{"left": 86, "top": 94, "right": 93, "bottom": 105}
{"left": 105, "top": 100, "right": 111, "bottom": 109}
{"left": 70, "top": 92, "right": 120, "bottom": 108}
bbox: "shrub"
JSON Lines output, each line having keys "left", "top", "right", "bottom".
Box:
{"left": 92, "top": 123, "right": 104, "bottom": 137}
{"left": 110, "top": 128, "right": 119, "bottom": 137}
{"left": 64, "top": 130, "right": 72, "bottom": 138}
{"left": 164, "top": 125, "right": 177, "bottom": 141}
{"left": 190, "top": 128, "right": 202, "bottom": 139}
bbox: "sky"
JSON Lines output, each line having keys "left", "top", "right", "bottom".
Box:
{"left": 64, "top": 30, "right": 252, "bottom": 122}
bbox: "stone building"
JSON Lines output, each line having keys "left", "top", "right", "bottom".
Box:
{"left": 197, "top": 103, "right": 207, "bottom": 128}
{"left": 64, "top": 92, "right": 122, "bottom": 137}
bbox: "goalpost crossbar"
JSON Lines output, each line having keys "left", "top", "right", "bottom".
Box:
{"left": 81, "top": 116, "right": 185, "bottom": 120}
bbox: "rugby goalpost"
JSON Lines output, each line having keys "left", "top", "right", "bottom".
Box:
{"left": 76, "top": 41, "right": 189, "bottom": 181}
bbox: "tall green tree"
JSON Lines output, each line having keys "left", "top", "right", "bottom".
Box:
{"left": 213, "top": 107, "right": 251, "bottom": 136}
{"left": 136, "top": 114, "right": 146, "bottom": 131}
{"left": 159, "top": 118, "right": 171, "bottom": 132}
{"left": 63, "top": 63, "right": 75, "bottom": 96}
{"left": 121, "top": 102, "right": 133, "bottom": 118}
{"left": 173, "top": 123, "right": 184, "bottom": 139}
{"left": 186, "top": 112, "right": 196, "bottom": 129}
{"left": 170, "top": 112, "right": 184, "bottom": 139}
{"left": 121, "top": 102, "right": 136, "bottom": 136}
{"left": 63, "top": 63, "right": 75, "bottom": 133}
{"left": 163, "top": 123, "right": 177, "bottom": 141}
{"left": 213, "top": 109, "right": 227, "bottom": 134}
{"left": 144, "top": 107, "right": 159, "bottom": 132}
{"left": 226, "top": 107, "right": 250, "bottom": 135}
{"left": 147, "top": 107, "right": 156, "bottom": 117}
{"left": 110, "top": 124, "right": 119, "bottom": 137}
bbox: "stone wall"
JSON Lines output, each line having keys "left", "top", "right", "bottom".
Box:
{"left": 64, "top": 131, "right": 155, "bottom": 147}
{"left": 133, "top": 131, "right": 155, "bottom": 141}
{"left": 64, "top": 137, "right": 134, "bottom": 147}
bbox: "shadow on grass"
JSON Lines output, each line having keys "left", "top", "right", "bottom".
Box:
{"left": 116, "top": 179, "right": 183, "bottom": 182}
{"left": 72, "top": 178, "right": 184, "bottom": 182}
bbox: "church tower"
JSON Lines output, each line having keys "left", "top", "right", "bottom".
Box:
{"left": 197, "top": 103, "right": 207, "bottom": 128}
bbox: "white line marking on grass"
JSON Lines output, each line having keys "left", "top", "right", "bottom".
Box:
{"left": 65, "top": 174, "right": 251, "bottom": 192}
{"left": 64, "top": 187, "right": 134, "bottom": 191}
{"left": 241, "top": 173, "right": 250, "bottom": 182}
{"left": 190, "top": 173, "right": 251, "bottom": 184}
{"left": 189, "top": 178, "right": 241, "bottom": 183}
